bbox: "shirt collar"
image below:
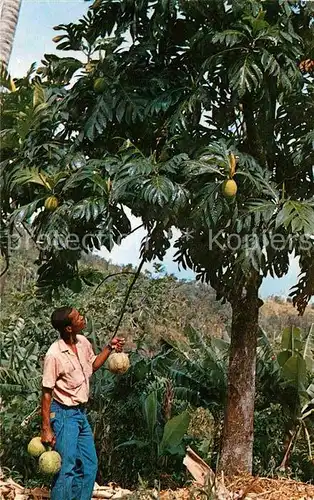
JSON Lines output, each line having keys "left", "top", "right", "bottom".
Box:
{"left": 58, "top": 337, "right": 81, "bottom": 353}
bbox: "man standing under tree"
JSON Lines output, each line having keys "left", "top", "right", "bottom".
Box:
{"left": 41, "top": 306, "right": 125, "bottom": 500}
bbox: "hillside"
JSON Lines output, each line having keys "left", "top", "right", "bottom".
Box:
{"left": 1, "top": 248, "right": 313, "bottom": 348}
{"left": 260, "top": 297, "right": 314, "bottom": 337}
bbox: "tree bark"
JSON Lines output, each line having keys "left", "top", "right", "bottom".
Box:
{"left": 0, "top": 0, "right": 22, "bottom": 66}
{"left": 219, "top": 276, "right": 262, "bottom": 475}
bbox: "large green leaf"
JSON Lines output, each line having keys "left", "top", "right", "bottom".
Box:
{"left": 229, "top": 56, "right": 264, "bottom": 97}
{"left": 159, "top": 410, "right": 190, "bottom": 455}
{"left": 276, "top": 201, "right": 314, "bottom": 233}
{"left": 302, "top": 323, "right": 314, "bottom": 372}
{"left": 33, "top": 82, "right": 46, "bottom": 108}
{"left": 142, "top": 176, "right": 176, "bottom": 206}
{"left": 261, "top": 49, "right": 281, "bottom": 76}
{"left": 281, "top": 355, "right": 307, "bottom": 391}
{"left": 71, "top": 198, "right": 106, "bottom": 222}
{"left": 143, "top": 391, "right": 157, "bottom": 439}
{"left": 84, "top": 95, "right": 113, "bottom": 141}
{"left": 277, "top": 350, "right": 291, "bottom": 368}
{"left": 67, "top": 277, "right": 82, "bottom": 293}
{"left": 12, "top": 168, "right": 52, "bottom": 190}
{"left": 213, "top": 29, "right": 248, "bottom": 48}
{"left": 10, "top": 199, "right": 45, "bottom": 224}
{"left": 281, "top": 326, "right": 302, "bottom": 354}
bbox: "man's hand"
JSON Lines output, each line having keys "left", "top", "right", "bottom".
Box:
{"left": 111, "top": 337, "right": 125, "bottom": 352}
{"left": 41, "top": 427, "right": 56, "bottom": 448}
{"left": 93, "top": 337, "right": 126, "bottom": 372}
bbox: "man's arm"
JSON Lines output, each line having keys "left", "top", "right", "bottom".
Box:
{"left": 41, "top": 387, "right": 56, "bottom": 446}
{"left": 92, "top": 345, "right": 113, "bottom": 372}
{"left": 92, "top": 337, "right": 125, "bottom": 372}
{"left": 41, "top": 354, "right": 59, "bottom": 446}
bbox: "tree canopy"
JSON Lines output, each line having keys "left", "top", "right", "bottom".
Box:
{"left": 1, "top": 0, "right": 313, "bottom": 308}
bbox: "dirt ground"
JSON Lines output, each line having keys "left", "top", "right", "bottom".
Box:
{"left": 157, "top": 475, "right": 314, "bottom": 499}
{"left": 2, "top": 476, "right": 314, "bottom": 500}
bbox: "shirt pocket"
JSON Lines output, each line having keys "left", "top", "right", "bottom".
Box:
{"left": 62, "top": 359, "right": 85, "bottom": 389}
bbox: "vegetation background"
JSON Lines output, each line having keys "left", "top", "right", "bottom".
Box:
{"left": 1, "top": 246, "right": 314, "bottom": 489}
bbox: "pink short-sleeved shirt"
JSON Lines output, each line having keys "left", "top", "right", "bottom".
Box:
{"left": 42, "top": 334, "right": 97, "bottom": 406}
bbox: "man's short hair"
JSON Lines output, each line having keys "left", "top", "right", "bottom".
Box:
{"left": 51, "top": 307, "right": 73, "bottom": 334}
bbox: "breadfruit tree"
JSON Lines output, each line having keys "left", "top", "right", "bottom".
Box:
{"left": 1, "top": 0, "right": 314, "bottom": 474}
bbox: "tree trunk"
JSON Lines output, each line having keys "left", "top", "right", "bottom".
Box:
{"left": 0, "top": 0, "right": 22, "bottom": 66}
{"left": 0, "top": 270, "right": 8, "bottom": 297}
{"left": 219, "top": 277, "right": 262, "bottom": 475}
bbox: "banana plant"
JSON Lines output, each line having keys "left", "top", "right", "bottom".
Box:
{"left": 276, "top": 324, "right": 314, "bottom": 469}
{"left": 114, "top": 389, "right": 190, "bottom": 459}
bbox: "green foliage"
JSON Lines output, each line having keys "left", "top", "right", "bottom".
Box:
{"left": 159, "top": 410, "right": 190, "bottom": 456}
{"left": 143, "top": 391, "right": 158, "bottom": 441}
{"left": 117, "top": 391, "right": 190, "bottom": 458}
{"left": 0, "top": 249, "right": 224, "bottom": 486}
{"left": 0, "top": 395, "right": 49, "bottom": 487}
{"left": 1, "top": 250, "right": 314, "bottom": 487}
{"left": 0, "top": 317, "right": 41, "bottom": 394}
{"left": 253, "top": 403, "right": 291, "bottom": 477}
{"left": 1, "top": 0, "right": 314, "bottom": 475}
{"left": 1, "top": 0, "right": 313, "bottom": 312}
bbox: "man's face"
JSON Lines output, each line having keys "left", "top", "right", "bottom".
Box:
{"left": 68, "top": 309, "right": 86, "bottom": 335}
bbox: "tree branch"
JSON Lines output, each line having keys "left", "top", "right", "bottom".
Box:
{"left": 0, "top": 253, "right": 9, "bottom": 278}
{"left": 279, "top": 425, "right": 301, "bottom": 470}
{"left": 242, "top": 96, "right": 267, "bottom": 167}
{"left": 127, "top": 223, "right": 144, "bottom": 236}
{"left": 112, "top": 257, "right": 145, "bottom": 339}
{"left": 20, "top": 222, "right": 41, "bottom": 252}
{"left": 91, "top": 224, "right": 145, "bottom": 293}
{"left": 93, "top": 271, "right": 136, "bottom": 294}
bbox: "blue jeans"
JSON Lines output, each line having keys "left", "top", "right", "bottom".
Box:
{"left": 50, "top": 400, "right": 98, "bottom": 500}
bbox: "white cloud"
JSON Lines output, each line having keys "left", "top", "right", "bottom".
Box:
{"left": 96, "top": 209, "right": 194, "bottom": 279}
{"left": 97, "top": 209, "right": 303, "bottom": 299}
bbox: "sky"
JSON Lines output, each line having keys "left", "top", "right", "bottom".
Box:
{"left": 8, "top": 0, "right": 302, "bottom": 298}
